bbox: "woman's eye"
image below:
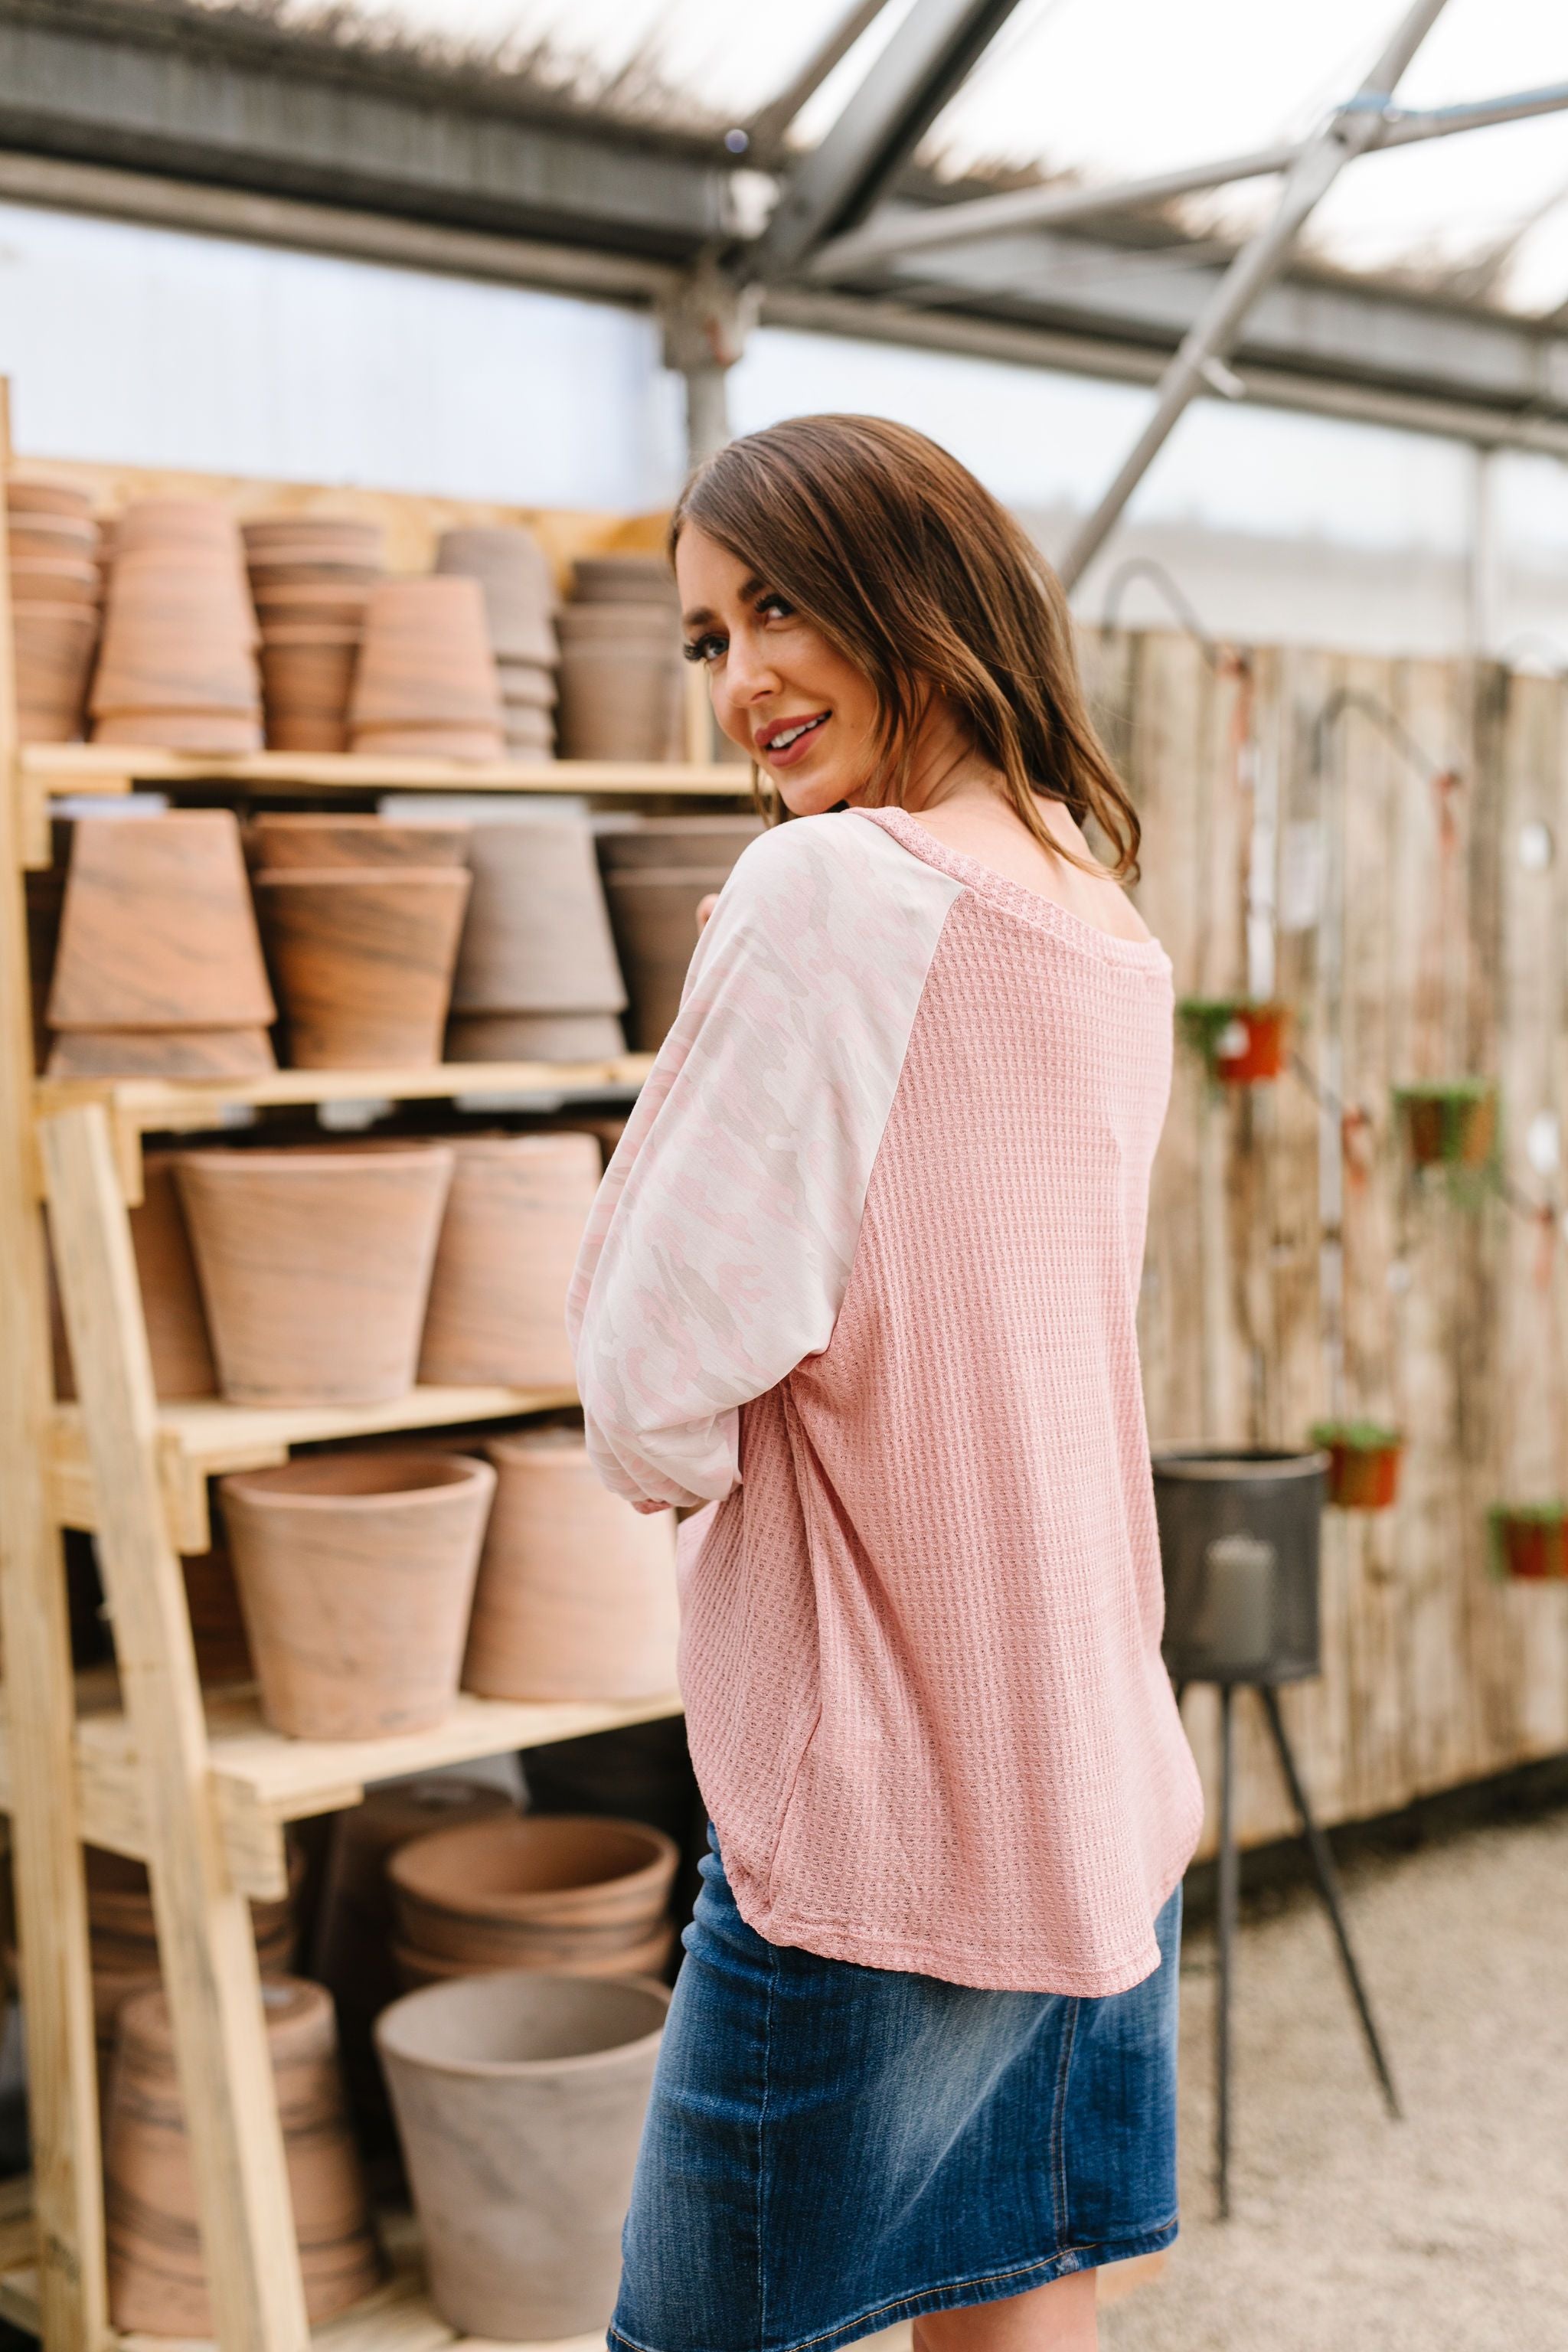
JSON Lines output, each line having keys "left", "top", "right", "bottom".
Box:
{"left": 756, "top": 593, "right": 793, "bottom": 621}
{"left": 681, "top": 632, "right": 726, "bottom": 665}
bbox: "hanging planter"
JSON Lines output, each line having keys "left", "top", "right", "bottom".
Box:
{"left": 1308, "top": 1419, "right": 1404, "bottom": 1511}
{"left": 1176, "top": 997, "right": 1290, "bottom": 1084}
{"left": 1392, "top": 1080, "right": 1497, "bottom": 1171}
{"left": 1486, "top": 1501, "right": 1568, "bottom": 1583}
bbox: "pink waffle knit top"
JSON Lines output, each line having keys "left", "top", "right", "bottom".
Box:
{"left": 567, "top": 805, "right": 1204, "bottom": 1994}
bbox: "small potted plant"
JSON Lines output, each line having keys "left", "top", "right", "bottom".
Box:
{"left": 1486, "top": 1501, "right": 1568, "bottom": 1583}
{"left": 1308, "top": 1419, "right": 1404, "bottom": 1511}
{"left": 1177, "top": 998, "right": 1291, "bottom": 1084}
{"left": 1392, "top": 1079, "right": 1497, "bottom": 1171}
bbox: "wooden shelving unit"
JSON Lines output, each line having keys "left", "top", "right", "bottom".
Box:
{"left": 0, "top": 392, "right": 735, "bottom": 2351}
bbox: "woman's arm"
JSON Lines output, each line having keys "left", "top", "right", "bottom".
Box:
{"left": 566, "top": 813, "right": 961, "bottom": 1510}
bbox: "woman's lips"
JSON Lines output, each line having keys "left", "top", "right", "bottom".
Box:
{"left": 757, "top": 711, "right": 829, "bottom": 769}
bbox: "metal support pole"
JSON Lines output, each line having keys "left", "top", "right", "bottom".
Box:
{"left": 661, "top": 258, "right": 758, "bottom": 473}
{"left": 1258, "top": 1687, "right": 1402, "bottom": 2118}
{"left": 746, "top": 0, "right": 894, "bottom": 159}
{"left": 1057, "top": 0, "right": 1454, "bottom": 590}
{"left": 1215, "top": 1682, "right": 1237, "bottom": 2218}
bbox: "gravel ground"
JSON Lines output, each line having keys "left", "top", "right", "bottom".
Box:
{"left": 1100, "top": 1802, "right": 1568, "bottom": 2352}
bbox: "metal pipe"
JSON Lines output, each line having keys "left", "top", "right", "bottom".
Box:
{"left": 1057, "top": 0, "right": 1455, "bottom": 591}
{"left": 804, "top": 65, "right": 1568, "bottom": 283}
{"left": 806, "top": 141, "right": 1302, "bottom": 276}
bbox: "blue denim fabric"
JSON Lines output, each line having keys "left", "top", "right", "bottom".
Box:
{"left": 609, "top": 1825, "right": 1181, "bottom": 2352}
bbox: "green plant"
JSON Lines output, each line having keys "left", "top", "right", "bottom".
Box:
{"left": 1308, "top": 1418, "right": 1402, "bottom": 1451}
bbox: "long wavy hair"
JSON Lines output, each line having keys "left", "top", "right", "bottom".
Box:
{"left": 668, "top": 413, "right": 1139, "bottom": 882}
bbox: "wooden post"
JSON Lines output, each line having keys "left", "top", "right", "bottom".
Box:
{"left": 0, "top": 381, "right": 110, "bottom": 2346}
{"left": 42, "top": 1102, "right": 310, "bottom": 2352}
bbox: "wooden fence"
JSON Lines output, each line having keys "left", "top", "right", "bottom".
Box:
{"left": 1083, "top": 629, "right": 1568, "bottom": 1853}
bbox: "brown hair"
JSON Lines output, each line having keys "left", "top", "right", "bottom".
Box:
{"left": 668, "top": 413, "right": 1139, "bottom": 882}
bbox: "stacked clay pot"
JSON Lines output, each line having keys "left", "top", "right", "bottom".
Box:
{"left": 465, "top": 1431, "right": 678, "bottom": 1705}
{"left": 90, "top": 500, "right": 262, "bottom": 752}
{"left": 312, "top": 1778, "right": 518, "bottom": 2136}
{"left": 597, "top": 815, "right": 763, "bottom": 1050}
{"left": 349, "top": 576, "right": 504, "bottom": 760}
{"left": 435, "top": 526, "right": 557, "bottom": 761}
{"left": 377, "top": 1971, "right": 668, "bottom": 2341}
{"left": 244, "top": 517, "right": 384, "bottom": 752}
{"left": 556, "top": 554, "right": 684, "bottom": 762}
{"left": 84, "top": 1842, "right": 299, "bottom": 2087}
{"left": 45, "top": 812, "right": 277, "bottom": 1077}
{"left": 8, "top": 480, "right": 101, "bottom": 742}
{"left": 248, "top": 815, "right": 472, "bottom": 1067}
{"left": 105, "top": 1976, "right": 381, "bottom": 2334}
{"left": 419, "top": 1132, "right": 600, "bottom": 1387}
{"left": 219, "top": 1449, "right": 496, "bottom": 1741}
{"left": 446, "top": 819, "right": 626, "bottom": 1062}
{"left": 175, "top": 1143, "right": 454, "bottom": 1404}
{"left": 387, "top": 1814, "right": 678, "bottom": 1988}
{"left": 51, "top": 1149, "right": 217, "bottom": 1401}
{"left": 181, "top": 1540, "right": 255, "bottom": 1686}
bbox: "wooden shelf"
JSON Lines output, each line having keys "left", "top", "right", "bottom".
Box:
{"left": 21, "top": 743, "right": 752, "bottom": 862}
{"left": 0, "top": 1668, "right": 682, "bottom": 1903}
{"left": 50, "top": 1385, "right": 580, "bottom": 1553}
{"left": 35, "top": 1060, "right": 655, "bottom": 1202}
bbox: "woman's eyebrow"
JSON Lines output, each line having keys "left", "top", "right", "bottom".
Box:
{"left": 681, "top": 604, "right": 718, "bottom": 632}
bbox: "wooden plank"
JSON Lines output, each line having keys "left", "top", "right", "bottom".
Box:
{"left": 0, "top": 379, "right": 110, "bottom": 2351}
{"left": 24, "top": 745, "right": 748, "bottom": 797}
{"left": 42, "top": 1102, "right": 311, "bottom": 2352}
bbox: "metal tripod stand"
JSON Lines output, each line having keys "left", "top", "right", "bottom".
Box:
{"left": 1187, "top": 1679, "right": 1403, "bottom": 2217}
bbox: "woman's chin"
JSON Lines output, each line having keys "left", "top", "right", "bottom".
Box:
{"left": 775, "top": 767, "right": 854, "bottom": 818}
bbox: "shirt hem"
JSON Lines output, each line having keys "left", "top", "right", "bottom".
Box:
{"left": 721, "top": 1838, "right": 1194, "bottom": 1997}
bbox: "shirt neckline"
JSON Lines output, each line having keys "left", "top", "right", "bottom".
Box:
{"left": 847, "top": 805, "right": 1174, "bottom": 974}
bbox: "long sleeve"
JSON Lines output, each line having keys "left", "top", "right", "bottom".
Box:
{"left": 565, "top": 813, "right": 962, "bottom": 1509}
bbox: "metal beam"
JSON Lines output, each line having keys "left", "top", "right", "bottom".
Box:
{"left": 746, "top": 0, "right": 894, "bottom": 161}
{"left": 810, "top": 78, "right": 1568, "bottom": 280}
{"left": 0, "top": 0, "right": 730, "bottom": 263}
{"left": 1057, "top": 0, "right": 1454, "bottom": 588}
{"left": 753, "top": 0, "right": 1024, "bottom": 278}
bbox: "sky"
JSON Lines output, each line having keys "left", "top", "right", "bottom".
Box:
{"left": 270, "top": 0, "right": 1568, "bottom": 309}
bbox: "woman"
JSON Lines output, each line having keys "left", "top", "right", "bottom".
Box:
{"left": 567, "top": 414, "right": 1204, "bottom": 2352}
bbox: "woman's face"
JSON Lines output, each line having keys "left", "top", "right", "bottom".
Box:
{"left": 674, "top": 526, "right": 882, "bottom": 815}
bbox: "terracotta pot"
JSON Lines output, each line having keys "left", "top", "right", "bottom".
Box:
{"left": 260, "top": 635, "right": 358, "bottom": 752}
{"left": 556, "top": 603, "right": 682, "bottom": 645}
{"left": 182, "top": 1544, "right": 255, "bottom": 1684}
{"left": 312, "top": 1777, "right": 517, "bottom": 2132}
{"left": 11, "top": 517, "right": 100, "bottom": 561}
{"left": 350, "top": 577, "right": 503, "bottom": 727}
{"left": 53, "top": 1151, "right": 219, "bottom": 1403}
{"left": 465, "top": 1432, "right": 679, "bottom": 1703}
{"left": 175, "top": 1147, "right": 454, "bottom": 1404}
{"left": 106, "top": 1976, "right": 381, "bottom": 2335}
{"left": 435, "top": 525, "right": 557, "bottom": 665}
{"left": 9, "top": 479, "right": 93, "bottom": 522}
{"left": 114, "top": 499, "right": 249, "bottom": 559}
{"left": 11, "top": 555, "right": 99, "bottom": 603}
{"left": 571, "top": 554, "right": 678, "bottom": 605}
{"left": 557, "top": 642, "right": 685, "bottom": 763}
{"left": 376, "top": 1970, "right": 668, "bottom": 2340}
{"left": 348, "top": 723, "right": 505, "bottom": 762}
{"left": 445, "top": 1011, "right": 626, "bottom": 1061}
{"left": 596, "top": 815, "right": 764, "bottom": 873}
{"left": 92, "top": 521, "right": 261, "bottom": 749}
{"left": 92, "top": 709, "right": 266, "bottom": 753}
{"left": 497, "top": 658, "right": 557, "bottom": 710}
{"left": 1488, "top": 1507, "right": 1568, "bottom": 1581}
{"left": 391, "top": 1919, "right": 675, "bottom": 1989}
{"left": 220, "top": 1450, "right": 495, "bottom": 1741}
{"left": 243, "top": 517, "right": 384, "bottom": 569}
{"left": 13, "top": 605, "right": 98, "bottom": 743}
{"left": 389, "top": 1815, "right": 678, "bottom": 1962}
{"left": 254, "top": 866, "right": 471, "bottom": 1068}
{"left": 46, "top": 813, "right": 276, "bottom": 1072}
{"left": 249, "top": 815, "right": 470, "bottom": 871}
{"left": 46, "top": 1025, "right": 276, "bottom": 1079}
{"left": 417, "top": 1135, "right": 599, "bottom": 1387}
{"left": 602, "top": 866, "right": 729, "bottom": 1050}
{"left": 452, "top": 822, "right": 624, "bottom": 1015}
{"left": 253, "top": 582, "right": 370, "bottom": 626}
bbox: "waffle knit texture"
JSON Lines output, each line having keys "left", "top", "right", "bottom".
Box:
{"left": 568, "top": 805, "right": 1204, "bottom": 1994}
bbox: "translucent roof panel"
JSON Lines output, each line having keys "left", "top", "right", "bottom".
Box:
{"left": 273, "top": 0, "right": 1568, "bottom": 312}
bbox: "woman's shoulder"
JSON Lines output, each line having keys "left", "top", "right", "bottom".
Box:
{"left": 720, "top": 808, "right": 962, "bottom": 930}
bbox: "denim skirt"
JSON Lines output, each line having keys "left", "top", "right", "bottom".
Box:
{"left": 609, "top": 1826, "right": 1182, "bottom": 2352}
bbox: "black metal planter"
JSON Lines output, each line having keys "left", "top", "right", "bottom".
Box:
{"left": 1152, "top": 1445, "right": 1400, "bottom": 2217}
